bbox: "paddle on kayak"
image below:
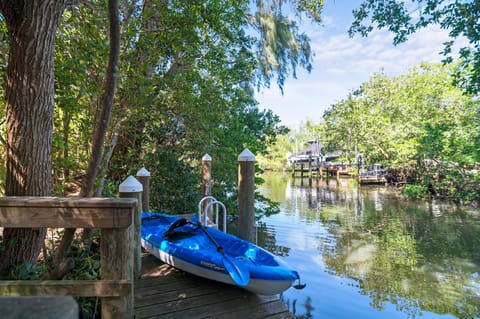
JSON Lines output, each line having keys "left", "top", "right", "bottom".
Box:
{"left": 163, "top": 217, "right": 250, "bottom": 287}
{"left": 196, "top": 221, "right": 250, "bottom": 287}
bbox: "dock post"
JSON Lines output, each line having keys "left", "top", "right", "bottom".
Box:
{"left": 202, "top": 154, "right": 212, "bottom": 197}
{"left": 356, "top": 154, "right": 363, "bottom": 184}
{"left": 238, "top": 148, "right": 255, "bottom": 243}
{"left": 119, "top": 176, "right": 143, "bottom": 280}
{"left": 101, "top": 221, "right": 133, "bottom": 319}
{"left": 308, "top": 155, "right": 312, "bottom": 181}
{"left": 136, "top": 167, "right": 150, "bottom": 212}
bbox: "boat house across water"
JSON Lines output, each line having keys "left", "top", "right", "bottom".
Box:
{"left": 287, "top": 140, "right": 323, "bottom": 168}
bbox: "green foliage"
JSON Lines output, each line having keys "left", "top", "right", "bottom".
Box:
{"left": 62, "top": 236, "right": 102, "bottom": 319}
{"left": 253, "top": 4, "right": 312, "bottom": 92}
{"left": 7, "top": 0, "right": 323, "bottom": 208}
{"left": 100, "top": 179, "right": 120, "bottom": 198}
{"left": 77, "top": 297, "right": 100, "bottom": 319}
{"left": 261, "top": 62, "right": 478, "bottom": 205}
{"left": 0, "top": 0, "right": 326, "bottom": 294}
{"left": 8, "top": 261, "right": 47, "bottom": 280}
{"left": 418, "top": 161, "right": 480, "bottom": 203}
{"left": 258, "top": 119, "right": 322, "bottom": 171}
{"left": 403, "top": 184, "right": 427, "bottom": 199}
{"left": 53, "top": 5, "right": 108, "bottom": 186}
{"left": 288, "top": 62, "right": 479, "bottom": 203}
{"left": 100, "top": 0, "right": 300, "bottom": 214}
{"left": 246, "top": 1, "right": 325, "bottom": 91}
{"left": 257, "top": 132, "right": 292, "bottom": 170}
{"left": 144, "top": 148, "right": 200, "bottom": 214}
{"left": 350, "top": 0, "right": 480, "bottom": 94}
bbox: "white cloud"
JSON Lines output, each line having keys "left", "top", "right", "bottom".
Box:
{"left": 325, "top": 67, "right": 347, "bottom": 76}
{"left": 255, "top": 2, "right": 468, "bottom": 127}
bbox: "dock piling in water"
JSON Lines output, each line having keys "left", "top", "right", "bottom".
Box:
{"left": 238, "top": 148, "right": 256, "bottom": 243}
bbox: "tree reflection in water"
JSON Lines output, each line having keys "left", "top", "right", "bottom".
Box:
{"left": 257, "top": 172, "right": 480, "bottom": 319}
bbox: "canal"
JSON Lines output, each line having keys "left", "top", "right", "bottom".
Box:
{"left": 256, "top": 172, "right": 480, "bottom": 319}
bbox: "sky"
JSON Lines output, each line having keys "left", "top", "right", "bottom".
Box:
{"left": 254, "top": 0, "right": 462, "bottom": 128}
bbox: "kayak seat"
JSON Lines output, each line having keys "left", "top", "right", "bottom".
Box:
{"left": 221, "top": 239, "right": 249, "bottom": 256}
{"left": 163, "top": 218, "right": 197, "bottom": 241}
{"left": 163, "top": 230, "right": 196, "bottom": 242}
{"left": 254, "top": 249, "right": 277, "bottom": 266}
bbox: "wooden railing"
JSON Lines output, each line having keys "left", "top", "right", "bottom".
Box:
{"left": 0, "top": 197, "right": 137, "bottom": 319}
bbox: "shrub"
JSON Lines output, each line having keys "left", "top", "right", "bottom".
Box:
{"left": 403, "top": 184, "right": 427, "bottom": 199}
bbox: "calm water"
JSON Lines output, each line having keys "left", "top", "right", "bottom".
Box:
{"left": 256, "top": 172, "right": 480, "bottom": 319}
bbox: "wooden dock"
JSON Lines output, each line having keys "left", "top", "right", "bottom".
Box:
{"left": 135, "top": 253, "right": 295, "bottom": 319}
{"left": 358, "top": 175, "right": 387, "bottom": 184}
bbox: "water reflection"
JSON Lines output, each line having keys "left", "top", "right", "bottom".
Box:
{"left": 258, "top": 173, "right": 480, "bottom": 319}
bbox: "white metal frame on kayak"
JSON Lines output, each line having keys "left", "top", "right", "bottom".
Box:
{"left": 197, "top": 196, "right": 227, "bottom": 232}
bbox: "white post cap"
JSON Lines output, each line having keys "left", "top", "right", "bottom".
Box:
{"left": 119, "top": 175, "right": 143, "bottom": 193}
{"left": 238, "top": 148, "right": 256, "bottom": 162}
{"left": 202, "top": 154, "right": 212, "bottom": 161}
{"left": 136, "top": 167, "right": 151, "bottom": 177}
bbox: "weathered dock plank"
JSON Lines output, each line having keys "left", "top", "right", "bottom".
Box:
{"left": 134, "top": 254, "right": 294, "bottom": 319}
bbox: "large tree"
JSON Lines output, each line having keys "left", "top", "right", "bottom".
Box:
{"left": 0, "top": 1, "right": 67, "bottom": 275}
{"left": 0, "top": 0, "right": 325, "bottom": 277}
{"left": 101, "top": 0, "right": 324, "bottom": 211}
{"left": 320, "top": 63, "right": 479, "bottom": 201}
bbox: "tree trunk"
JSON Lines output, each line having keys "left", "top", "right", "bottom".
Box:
{"left": 0, "top": 0, "right": 67, "bottom": 275}
{"left": 47, "top": 0, "right": 121, "bottom": 279}
{"left": 81, "top": 0, "right": 120, "bottom": 198}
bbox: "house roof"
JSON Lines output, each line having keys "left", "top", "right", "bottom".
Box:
{"left": 288, "top": 141, "right": 322, "bottom": 160}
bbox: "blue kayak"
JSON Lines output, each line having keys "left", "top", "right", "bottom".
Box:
{"left": 141, "top": 212, "right": 301, "bottom": 295}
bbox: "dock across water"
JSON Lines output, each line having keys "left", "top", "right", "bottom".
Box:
{"left": 135, "top": 253, "right": 295, "bottom": 319}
